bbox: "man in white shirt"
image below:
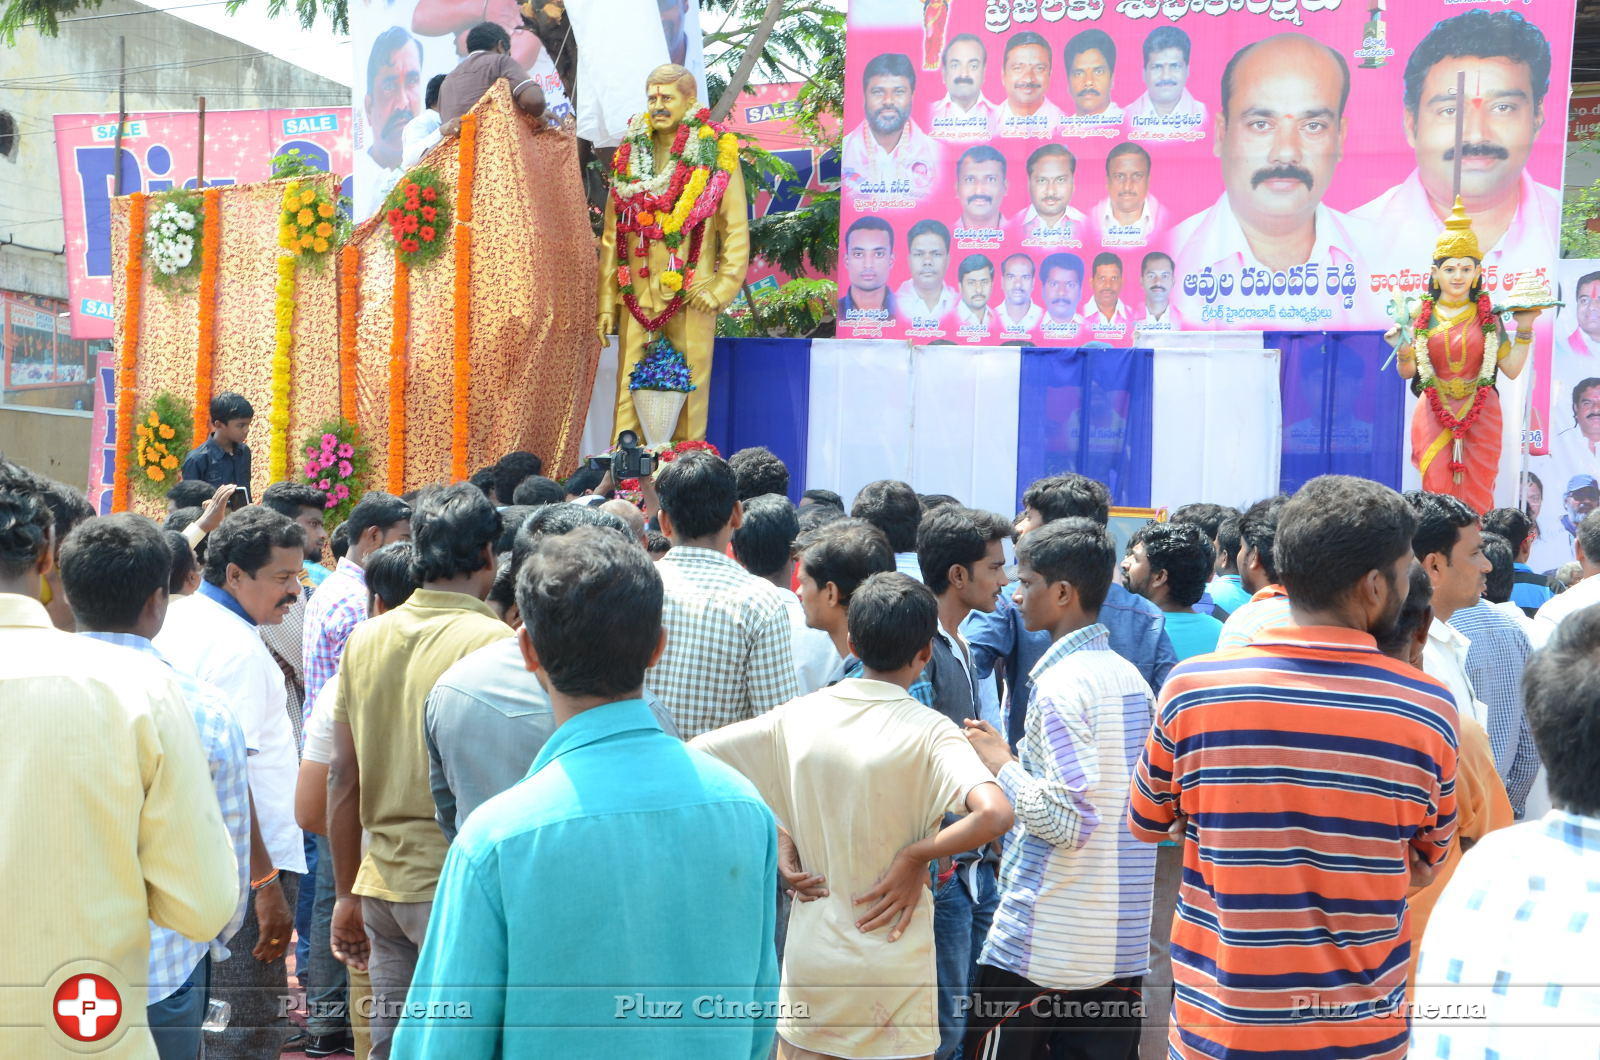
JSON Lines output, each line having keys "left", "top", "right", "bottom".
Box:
{"left": 1083, "top": 251, "right": 1133, "bottom": 337}
{"left": 997, "top": 30, "right": 1066, "bottom": 138}
{"left": 896, "top": 219, "right": 958, "bottom": 333}
{"left": 732, "top": 494, "right": 838, "bottom": 696}
{"left": 1063, "top": 28, "right": 1124, "bottom": 124}
{"left": 1138, "top": 251, "right": 1182, "bottom": 331}
{"left": 1534, "top": 510, "right": 1600, "bottom": 634}
{"left": 953, "top": 254, "right": 997, "bottom": 340}
{"left": 1171, "top": 33, "right": 1384, "bottom": 330}
{"left": 997, "top": 253, "right": 1044, "bottom": 338}
{"left": 1125, "top": 25, "right": 1208, "bottom": 141}
{"left": 1408, "top": 491, "right": 1494, "bottom": 732}
{"left": 930, "top": 32, "right": 998, "bottom": 141}
{"left": 356, "top": 27, "right": 424, "bottom": 219}
{"left": 155, "top": 506, "right": 310, "bottom": 1056}
{"left": 1560, "top": 272, "right": 1600, "bottom": 360}
{"left": 1093, "top": 143, "right": 1165, "bottom": 247}
{"left": 841, "top": 51, "right": 938, "bottom": 201}
{"left": 1544, "top": 379, "right": 1600, "bottom": 482}
{"left": 401, "top": 74, "right": 446, "bottom": 169}
{"left": 1013, "top": 143, "right": 1086, "bottom": 248}
{"left": 1039, "top": 251, "right": 1087, "bottom": 342}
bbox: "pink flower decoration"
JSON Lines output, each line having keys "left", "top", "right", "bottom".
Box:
{"left": 338, "top": 444, "right": 354, "bottom": 458}
{"left": 304, "top": 461, "right": 319, "bottom": 477}
{"left": 333, "top": 484, "right": 350, "bottom": 499}
{"left": 338, "top": 460, "right": 354, "bottom": 478}
{"left": 317, "top": 479, "right": 331, "bottom": 491}
{"left": 321, "top": 433, "right": 337, "bottom": 446}
{"left": 306, "top": 446, "right": 318, "bottom": 457}
{"left": 325, "top": 496, "right": 339, "bottom": 509}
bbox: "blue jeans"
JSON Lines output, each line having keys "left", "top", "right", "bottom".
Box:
{"left": 296, "top": 832, "right": 318, "bottom": 977}
{"left": 967, "top": 860, "right": 999, "bottom": 988}
{"left": 307, "top": 834, "right": 349, "bottom": 1036}
{"left": 934, "top": 860, "right": 1001, "bottom": 1060}
{"left": 147, "top": 954, "right": 208, "bottom": 1060}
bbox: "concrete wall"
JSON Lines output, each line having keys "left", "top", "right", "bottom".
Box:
{"left": 0, "top": 405, "right": 91, "bottom": 487}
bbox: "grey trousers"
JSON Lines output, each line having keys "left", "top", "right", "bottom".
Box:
{"left": 362, "top": 896, "right": 434, "bottom": 1059}
{"left": 1138, "top": 843, "right": 1185, "bottom": 1060}
{"left": 208, "top": 872, "right": 298, "bottom": 1059}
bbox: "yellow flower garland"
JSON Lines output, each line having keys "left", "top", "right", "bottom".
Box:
{"left": 269, "top": 254, "right": 297, "bottom": 481}
{"left": 279, "top": 179, "right": 338, "bottom": 260}
{"left": 658, "top": 133, "right": 740, "bottom": 237}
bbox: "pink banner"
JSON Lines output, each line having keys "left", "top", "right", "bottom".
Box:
{"left": 54, "top": 107, "right": 352, "bottom": 340}
{"left": 87, "top": 349, "right": 118, "bottom": 515}
{"left": 838, "top": 0, "right": 1576, "bottom": 362}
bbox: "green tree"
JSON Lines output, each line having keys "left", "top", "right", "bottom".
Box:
{"left": 1563, "top": 134, "right": 1600, "bottom": 259}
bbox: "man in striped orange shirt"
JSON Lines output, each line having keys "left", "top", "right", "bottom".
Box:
{"left": 1128, "top": 475, "right": 1459, "bottom": 1060}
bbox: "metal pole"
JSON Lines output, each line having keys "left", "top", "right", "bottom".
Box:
{"left": 1451, "top": 69, "right": 1465, "bottom": 202}
{"left": 196, "top": 96, "right": 206, "bottom": 188}
{"left": 112, "top": 36, "right": 126, "bottom": 197}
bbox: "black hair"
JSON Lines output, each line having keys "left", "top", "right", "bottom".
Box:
{"left": 798, "top": 503, "right": 846, "bottom": 535}
{"left": 907, "top": 218, "right": 952, "bottom": 251}
{"left": 1221, "top": 33, "right": 1350, "bottom": 118}
{"left": 330, "top": 521, "right": 350, "bottom": 561}
{"left": 863, "top": 51, "right": 916, "bottom": 91}
{"left": 957, "top": 144, "right": 1007, "bottom": 177}
{"left": 563, "top": 465, "right": 605, "bottom": 497}
{"left": 1169, "top": 502, "right": 1234, "bottom": 542}
{"left": 729, "top": 447, "right": 790, "bottom": 501}
{"left": 208, "top": 391, "right": 254, "bottom": 425}
{"left": 203, "top": 506, "right": 305, "bottom": 586}
{"left": 1572, "top": 377, "right": 1600, "bottom": 416}
{"left": 1405, "top": 490, "right": 1478, "bottom": 563}
{"left": 1239, "top": 495, "right": 1288, "bottom": 582}
{"left": 58, "top": 514, "right": 171, "bottom": 631}
{"left": 798, "top": 518, "right": 894, "bottom": 604}
{"left": 1523, "top": 606, "right": 1600, "bottom": 816}
{"left": 493, "top": 451, "right": 544, "bottom": 506}
{"left": 1065, "top": 28, "right": 1116, "bottom": 72}
{"left": 917, "top": 506, "right": 1009, "bottom": 595}
{"left": 1000, "top": 253, "right": 1035, "bottom": 278}
{"left": 343, "top": 491, "right": 412, "bottom": 550}
{"left": 919, "top": 494, "right": 962, "bottom": 512}
{"left": 470, "top": 466, "right": 497, "bottom": 498}
{"left": 367, "top": 26, "right": 421, "bottom": 92}
{"left": 656, "top": 451, "right": 739, "bottom": 540}
{"left": 1130, "top": 521, "right": 1214, "bottom": 608}
{"left": 424, "top": 72, "right": 447, "bottom": 110}
{"left": 511, "top": 475, "right": 565, "bottom": 507}
{"left": 1141, "top": 251, "right": 1175, "bottom": 274}
{"left": 1216, "top": 515, "right": 1242, "bottom": 568}
{"left": 1023, "top": 473, "right": 1110, "bottom": 526}
{"left": 260, "top": 481, "right": 328, "bottom": 521}
{"left": 1105, "top": 142, "right": 1150, "bottom": 173}
{"left": 1375, "top": 562, "right": 1433, "bottom": 659}
{"left": 495, "top": 506, "right": 537, "bottom": 557}
{"left": 942, "top": 31, "right": 985, "bottom": 65}
{"left": 1025, "top": 142, "right": 1075, "bottom": 177}
{"left": 1143, "top": 25, "right": 1191, "bottom": 64}
{"left": 36, "top": 478, "right": 94, "bottom": 559}
{"left": 164, "top": 529, "right": 197, "bottom": 595}
{"left": 1482, "top": 506, "right": 1533, "bottom": 551}
{"left": 487, "top": 557, "right": 517, "bottom": 615}
{"left": 164, "top": 507, "right": 200, "bottom": 533}
{"left": 801, "top": 488, "right": 844, "bottom": 510}
{"left": 1004, "top": 30, "right": 1051, "bottom": 65}
{"left": 1092, "top": 251, "right": 1122, "bottom": 275}
{"left": 364, "top": 540, "right": 418, "bottom": 612}
{"left": 958, "top": 254, "right": 994, "bottom": 283}
{"left": 167, "top": 479, "right": 216, "bottom": 509}
{"left": 851, "top": 479, "right": 921, "bottom": 553}
{"left": 731, "top": 494, "right": 800, "bottom": 579}
{"left": 845, "top": 215, "right": 895, "bottom": 247}
{"left": 848, "top": 572, "right": 938, "bottom": 672}
{"left": 465, "top": 20, "right": 511, "bottom": 54}
{"left": 1276, "top": 476, "right": 1415, "bottom": 613}
{"left": 410, "top": 483, "right": 501, "bottom": 583}
{"left": 1015, "top": 517, "right": 1114, "bottom": 613}
{"left": 1040, "top": 252, "right": 1085, "bottom": 285}
{"left": 645, "top": 530, "right": 672, "bottom": 557}
{"left": 1580, "top": 511, "right": 1600, "bottom": 567}
{"left": 1403, "top": 10, "right": 1550, "bottom": 116}
{"left": 510, "top": 503, "right": 631, "bottom": 585}
{"left": 1480, "top": 532, "right": 1515, "bottom": 604}
{"left": 516, "top": 528, "right": 664, "bottom": 698}
{"left": 0, "top": 460, "right": 51, "bottom": 582}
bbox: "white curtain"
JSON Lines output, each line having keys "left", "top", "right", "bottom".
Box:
{"left": 1149, "top": 340, "right": 1283, "bottom": 510}
{"left": 907, "top": 345, "right": 1022, "bottom": 517}
{"left": 805, "top": 339, "right": 916, "bottom": 505}
{"left": 567, "top": 0, "right": 707, "bottom": 148}
{"left": 578, "top": 338, "right": 621, "bottom": 460}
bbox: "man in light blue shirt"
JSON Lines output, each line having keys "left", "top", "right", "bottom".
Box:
{"left": 1121, "top": 521, "right": 1224, "bottom": 661}
{"left": 1205, "top": 513, "right": 1253, "bottom": 615}
{"left": 395, "top": 529, "right": 778, "bottom": 1059}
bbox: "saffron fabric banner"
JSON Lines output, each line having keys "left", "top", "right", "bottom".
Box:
{"left": 54, "top": 107, "right": 352, "bottom": 341}
{"left": 837, "top": 0, "right": 1576, "bottom": 368}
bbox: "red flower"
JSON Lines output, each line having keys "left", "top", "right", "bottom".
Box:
{"left": 386, "top": 208, "right": 402, "bottom": 224}
{"left": 400, "top": 238, "right": 419, "bottom": 253}
{"left": 422, "top": 186, "right": 439, "bottom": 202}
{"left": 404, "top": 182, "right": 419, "bottom": 196}
{"left": 696, "top": 107, "right": 711, "bottom": 121}
{"left": 403, "top": 214, "right": 419, "bottom": 233}
{"left": 419, "top": 226, "right": 436, "bottom": 242}
{"left": 405, "top": 197, "right": 420, "bottom": 212}
{"left": 421, "top": 205, "right": 437, "bottom": 222}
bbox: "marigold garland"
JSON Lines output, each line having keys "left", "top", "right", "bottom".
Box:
{"left": 112, "top": 192, "right": 147, "bottom": 513}
{"left": 339, "top": 244, "right": 360, "bottom": 424}
{"left": 131, "top": 391, "right": 193, "bottom": 499}
{"left": 388, "top": 252, "right": 409, "bottom": 494}
{"left": 268, "top": 255, "right": 297, "bottom": 482}
{"left": 193, "top": 187, "right": 221, "bottom": 432}
{"left": 451, "top": 112, "right": 478, "bottom": 481}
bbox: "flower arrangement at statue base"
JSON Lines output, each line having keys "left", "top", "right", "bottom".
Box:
{"left": 627, "top": 336, "right": 697, "bottom": 448}
{"left": 279, "top": 179, "right": 339, "bottom": 264}
{"left": 302, "top": 420, "right": 369, "bottom": 525}
{"left": 615, "top": 439, "right": 721, "bottom": 507}
{"left": 383, "top": 168, "right": 453, "bottom": 269}
{"left": 145, "top": 190, "right": 204, "bottom": 292}
{"left": 131, "top": 391, "right": 193, "bottom": 499}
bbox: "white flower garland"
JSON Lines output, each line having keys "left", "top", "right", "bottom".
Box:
{"left": 145, "top": 199, "right": 198, "bottom": 277}
{"left": 612, "top": 108, "right": 720, "bottom": 203}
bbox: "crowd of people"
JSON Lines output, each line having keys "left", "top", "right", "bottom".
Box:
{"left": 3, "top": 400, "right": 1597, "bottom": 1060}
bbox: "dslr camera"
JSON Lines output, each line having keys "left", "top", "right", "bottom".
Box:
{"left": 590, "top": 430, "right": 656, "bottom": 480}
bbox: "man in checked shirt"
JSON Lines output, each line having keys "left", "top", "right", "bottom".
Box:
{"left": 649, "top": 451, "right": 800, "bottom": 738}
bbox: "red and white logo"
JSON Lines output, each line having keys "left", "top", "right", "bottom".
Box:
{"left": 53, "top": 973, "right": 121, "bottom": 1042}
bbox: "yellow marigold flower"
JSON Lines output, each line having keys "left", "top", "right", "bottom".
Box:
{"left": 147, "top": 411, "right": 159, "bottom": 426}
{"left": 286, "top": 180, "right": 301, "bottom": 193}
{"left": 313, "top": 238, "right": 329, "bottom": 253}
{"left": 161, "top": 455, "right": 178, "bottom": 470}
{"left": 136, "top": 424, "right": 151, "bottom": 439}
{"left": 316, "top": 222, "right": 333, "bottom": 238}
{"left": 699, "top": 126, "right": 715, "bottom": 139}
{"left": 318, "top": 202, "right": 335, "bottom": 219}
{"left": 660, "top": 270, "right": 683, "bottom": 292}
{"left": 300, "top": 233, "right": 315, "bottom": 249}
{"left": 158, "top": 424, "right": 175, "bottom": 439}
{"left": 146, "top": 466, "right": 165, "bottom": 482}
{"left": 297, "top": 208, "right": 314, "bottom": 226}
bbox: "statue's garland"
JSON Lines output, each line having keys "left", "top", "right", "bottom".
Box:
{"left": 1411, "top": 293, "right": 1500, "bottom": 476}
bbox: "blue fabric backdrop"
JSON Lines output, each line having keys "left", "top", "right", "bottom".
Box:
{"left": 1015, "top": 346, "right": 1154, "bottom": 509}
{"left": 1271, "top": 331, "right": 1404, "bottom": 494}
{"left": 704, "top": 336, "right": 811, "bottom": 502}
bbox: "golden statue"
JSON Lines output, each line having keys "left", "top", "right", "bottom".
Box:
{"left": 597, "top": 64, "right": 749, "bottom": 443}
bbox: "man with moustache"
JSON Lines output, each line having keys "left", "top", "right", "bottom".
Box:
{"left": 1092, "top": 142, "right": 1166, "bottom": 247}
{"left": 953, "top": 254, "right": 998, "bottom": 339}
{"left": 1354, "top": 11, "right": 1556, "bottom": 283}
{"left": 357, "top": 27, "right": 424, "bottom": 219}
{"left": 1126, "top": 26, "right": 1207, "bottom": 139}
{"left": 1138, "top": 251, "right": 1182, "bottom": 330}
{"left": 1171, "top": 33, "right": 1379, "bottom": 329}
{"left": 931, "top": 33, "right": 998, "bottom": 141}
{"left": 1084, "top": 251, "right": 1133, "bottom": 336}
{"left": 1064, "top": 28, "right": 1122, "bottom": 123}
{"left": 1013, "top": 144, "right": 1085, "bottom": 247}
{"left": 839, "top": 216, "right": 898, "bottom": 324}
{"left": 1547, "top": 379, "right": 1600, "bottom": 485}
{"left": 1039, "top": 252, "right": 1087, "bottom": 341}
{"left": 1561, "top": 271, "right": 1600, "bottom": 359}
{"left": 842, "top": 52, "right": 939, "bottom": 200}
{"left": 997, "top": 30, "right": 1066, "bottom": 138}
{"left": 897, "top": 219, "right": 959, "bottom": 331}
{"left": 953, "top": 145, "right": 1007, "bottom": 244}
{"left": 998, "top": 253, "right": 1044, "bottom": 338}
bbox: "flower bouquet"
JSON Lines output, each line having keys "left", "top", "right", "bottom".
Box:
{"left": 301, "top": 420, "right": 369, "bottom": 525}
{"left": 626, "top": 337, "right": 697, "bottom": 448}
{"left": 145, "top": 191, "right": 203, "bottom": 291}
{"left": 131, "top": 391, "right": 192, "bottom": 499}
{"left": 279, "top": 180, "right": 339, "bottom": 262}
{"left": 383, "top": 168, "right": 452, "bottom": 268}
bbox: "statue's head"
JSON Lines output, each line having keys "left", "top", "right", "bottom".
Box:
{"left": 645, "top": 64, "right": 699, "bottom": 132}
{"left": 1429, "top": 255, "right": 1483, "bottom": 305}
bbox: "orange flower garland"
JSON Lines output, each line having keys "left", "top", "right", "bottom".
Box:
{"left": 193, "top": 186, "right": 221, "bottom": 432}
{"left": 112, "top": 192, "right": 147, "bottom": 513}
{"left": 388, "top": 252, "right": 409, "bottom": 494}
{"left": 339, "top": 244, "right": 360, "bottom": 424}
{"left": 451, "top": 112, "right": 478, "bottom": 481}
